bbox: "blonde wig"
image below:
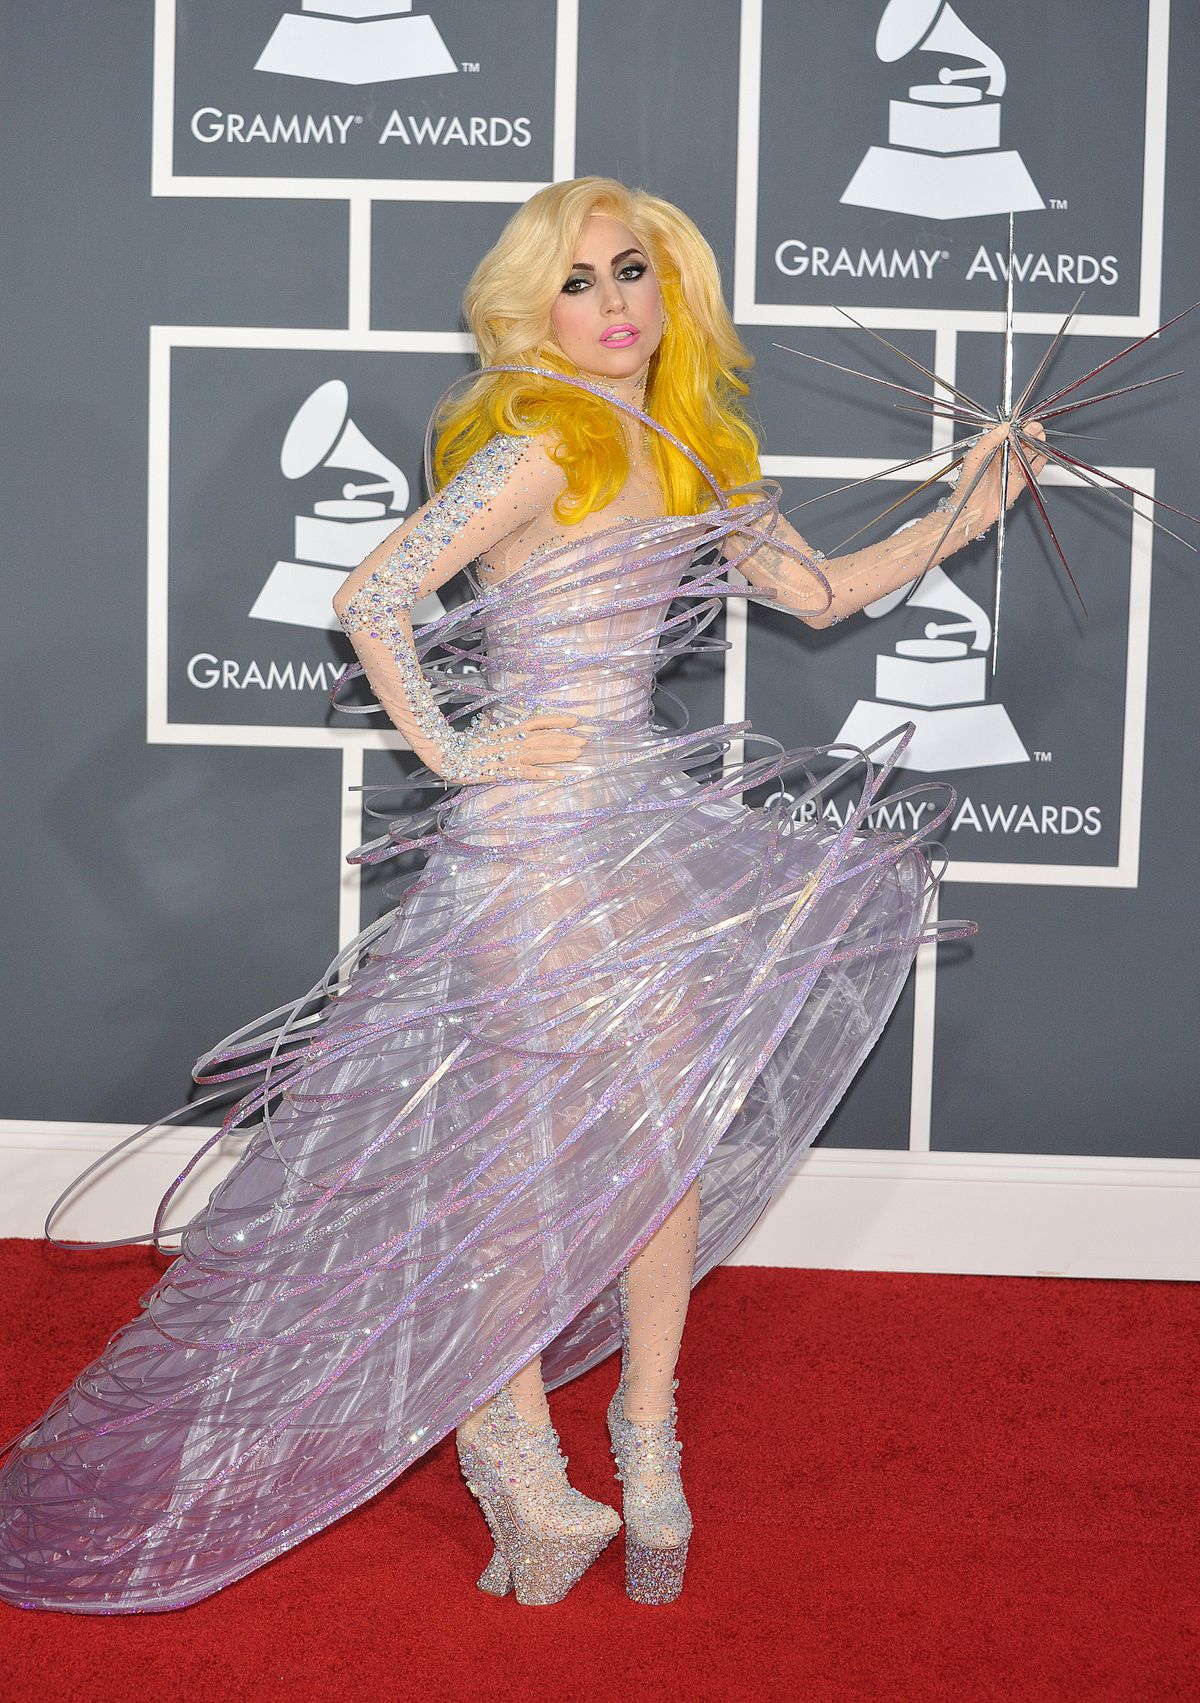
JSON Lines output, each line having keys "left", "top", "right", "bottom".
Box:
{"left": 431, "top": 177, "right": 762, "bottom": 522}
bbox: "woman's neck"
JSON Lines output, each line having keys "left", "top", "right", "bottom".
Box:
{"left": 582, "top": 364, "right": 649, "bottom": 416}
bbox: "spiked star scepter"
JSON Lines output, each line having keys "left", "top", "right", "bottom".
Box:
{"left": 774, "top": 213, "right": 1199, "bottom": 674}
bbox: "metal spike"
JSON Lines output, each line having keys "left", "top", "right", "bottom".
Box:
{"left": 1027, "top": 301, "right": 1200, "bottom": 417}
{"left": 1033, "top": 438, "right": 1200, "bottom": 527}
{"left": 895, "top": 400, "right": 1102, "bottom": 441}
{"left": 1030, "top": 426, "right": 1105, "bottom": 440}
{"left": 782, "top": 435, "right": 980, "bottom": 513}
{"left": 892, "top": 400, "right": 997, "bottom": 425}
{"left": 1030, "top": 370, "right": 1184, "bottom": 425}
{"left": 1013, "top": 290, "right": 1086, "bottom": 417}
{"left": 771, "top": 343, "right": 978, "bottom": 413}
{"left": 829, "top": 304, "right": 990, "bottom": 417}
{"left": 1001, "top": 213, "right": 1016, "bottom": 422}
{"left": 991, "top": 438, "right": 1011, "bottom": 676}
{"left": 823, "top": 453, "right": 971, "bottom": 553}
{"left": 1009, "top": 432, "right": 1089, "bottom": 617}
{"left": 1030, "top": 437, "right": 1200, "bottom": 548}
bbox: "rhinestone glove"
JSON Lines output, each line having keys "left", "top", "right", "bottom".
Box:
{"left": 334, "top": 431, "right": 585, "bottom": 783}
{"left": 729, "top": 422, "right": 1042, "bottom": 627}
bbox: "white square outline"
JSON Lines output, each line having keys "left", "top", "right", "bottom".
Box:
{"left": 734, "top": 0, "right": 1171, "bottom": 336}
{"left": 147, "top": 323, "right": 483, "bottom": 751}
{"left": 151, "top": 0, "right": 578, "bottom": 204}
{"left": 730, "top": 456, "right": 1153, "bottom": 892}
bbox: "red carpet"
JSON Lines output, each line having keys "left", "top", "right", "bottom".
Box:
{"left": 0, "top": 1239, "right": 1196, "bottom": 1701}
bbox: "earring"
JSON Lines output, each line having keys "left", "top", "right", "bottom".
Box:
{"left": 661, "top": 310, "right": 671, "bottom": 332}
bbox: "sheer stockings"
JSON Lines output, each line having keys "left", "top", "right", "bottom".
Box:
{"left": 457, "top": 1355, "right": 552, "bottom": 1445}
{"left": 618, "top": 1178, "right": 700, "bottom": 1425}
{"left": 456, "top": 1174, "right": 701, "bottom": 1452}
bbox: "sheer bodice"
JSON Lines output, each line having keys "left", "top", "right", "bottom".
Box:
{"left": 473, "top": 514, "right": 724, "bottom": 741}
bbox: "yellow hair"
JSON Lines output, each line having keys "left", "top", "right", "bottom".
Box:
{"left": 431, "top": 177, "right": 762, "bottom": 522}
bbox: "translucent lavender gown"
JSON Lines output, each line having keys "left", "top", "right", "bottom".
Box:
{"left": 0, "top": 375, "right": 975, "bottom": 1612}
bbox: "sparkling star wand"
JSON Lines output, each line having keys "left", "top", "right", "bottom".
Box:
{"left": 774, "top": 214, "right": 1200, "bottom": 674}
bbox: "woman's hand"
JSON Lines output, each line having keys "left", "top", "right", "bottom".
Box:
{"left": 434, "top": 710, "right": 589, "bottom": 785}
{"left": 955, "top": 418, "right": 1048, "bottom": 542}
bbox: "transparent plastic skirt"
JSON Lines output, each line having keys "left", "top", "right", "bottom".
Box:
{"left": 0, "top": 501, "right": 975, "bottom": 1612}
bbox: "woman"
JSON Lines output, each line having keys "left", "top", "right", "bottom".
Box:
{"left": 0, "top": 177, "right": 1036, "bottom": 1615}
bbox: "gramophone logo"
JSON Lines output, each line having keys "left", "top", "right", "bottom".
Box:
{"left": 249, "top": 378, "right": 446, "bottom": 631}
{"left": 255, "top": 2, "right": 457, "bottom": 85}
{"left": 842, "top": 0, "right": 1044, "bottom": 221}
{"left": 833, "top": 564, "right": 1029, "bottom": 771}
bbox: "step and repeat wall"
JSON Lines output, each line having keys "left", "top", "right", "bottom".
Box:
{"left": 3, "top": 2, "right": 1197, "bottom": 1271}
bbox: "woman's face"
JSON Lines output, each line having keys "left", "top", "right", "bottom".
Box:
{"left": 548, "top": 212, "right": 663, "bottom": 385}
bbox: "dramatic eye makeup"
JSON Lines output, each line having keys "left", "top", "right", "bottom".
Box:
{"left": 561, "top": 248, "right": 651, "bottom": 294}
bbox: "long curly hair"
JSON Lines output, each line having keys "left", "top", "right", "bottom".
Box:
{"left": 431, "top": 177, "right": 762, "bottom": 522}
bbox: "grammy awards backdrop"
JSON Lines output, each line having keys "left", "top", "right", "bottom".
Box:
{"left": 2, "top": 1, "right": 1197, "bottom": 1277}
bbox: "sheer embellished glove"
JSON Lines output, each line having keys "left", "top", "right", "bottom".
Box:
{"left": 730, "top": 419, "right": 1047, "bottom": 627}
{"left": 333, "top": 431, "right": 587, "bottom": 784}
{"left": 429, "top": 705, "right": 590, "bottom": 786}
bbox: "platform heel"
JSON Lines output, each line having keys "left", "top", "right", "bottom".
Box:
{"left": 607, "top": 1270, "right": 692, "bottom": 1604}
{"left": 456, "top": 1390, "right": 620, "bottom": 1606}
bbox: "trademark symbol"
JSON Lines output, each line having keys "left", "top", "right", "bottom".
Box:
{"left": 1049, "top": 197, "right": 1069, "bottom": 210}
{"left": 1034, "top": 750, "right": 1053, "bottom": 762}
{"left": 353, "top": 114, "right": 363, "bottom": 122}
{"left": 461, "top": 60, "right": 480, "bottom": 72}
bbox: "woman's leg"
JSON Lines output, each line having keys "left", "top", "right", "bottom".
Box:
{"left": 457, "top": 1356, "right": 550, "bottom": 1445}
{"left": 606, "top": 1177, "right": 699, "bottom": 1604}
{"left": 618, "top": 1178, "right": 701, "bottom": 1423}
{"left": 460, "top": 1172, "right": 701, "bottom": 1443}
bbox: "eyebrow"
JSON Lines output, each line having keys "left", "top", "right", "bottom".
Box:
{"left": 566, "top": 247, "right": 645, "bottom": 273}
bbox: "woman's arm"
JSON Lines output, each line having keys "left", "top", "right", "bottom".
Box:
{"left": 729, "top": 422, "right": 1045, "bottom": 630}
{"left": 332, "top": 431, "right": 585, "bottom": 782}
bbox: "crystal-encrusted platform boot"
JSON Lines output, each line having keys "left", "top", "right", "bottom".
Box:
{"left": 606, "top": 1271, "right": 692, "bottom": 1604}
{"left": 456, "top": 1390, "right": 621, "bottom": 1606}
